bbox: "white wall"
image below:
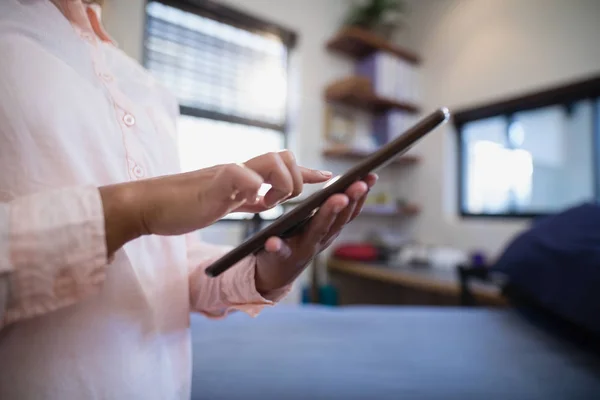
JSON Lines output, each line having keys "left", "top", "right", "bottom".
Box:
{"left": 102, "top": 0, "right": 146, "bottom": 62}
{"left": 396, "top": 0, "right": 600, "bottom": 258}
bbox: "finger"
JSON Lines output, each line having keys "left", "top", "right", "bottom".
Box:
{"left": 349, "top": 174, "right": 377, "bottom": 220}
{"left": 214, "top": 163, "right": 264, "bottom": 207}
{"left": 299, "top": 166, "right": 333, "bottom": 184}
{"left": 346, "top": 179, "right": 371, "bottom": 221}
{"left": 345, "top": 180, "right": 369, "bottom": 201}
{"left": 349, "top": 191, "right": 369, "bottom": 221}
{"left": 321, "top": 181, "right": 367, "bottom": 244}
{"left": 264, "top": 236, "right": 293, "bottom": 259}
{"left": 364, "top": 173, "right": 378, "bottom": 188}
{"left": 321, "top": 231, "right": 342, "bottom": 250}
{"left": 244, "top": 153, "right": 294, "bottom": 207}
{"left": 278, "top": 150, "right": 304, "bottom": 199}
{"left": 298, "top": 194, "right": 348, "bottom": 248}
{"left": 320, "top": 204, "right": 355, "bottom": 246}
{"left": 234, "top": 200, "right": 270, "bottom": 214}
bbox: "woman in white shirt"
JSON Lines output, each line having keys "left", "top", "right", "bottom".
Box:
{"left": 0, "top": 0, "right": 376, "bottom": 399}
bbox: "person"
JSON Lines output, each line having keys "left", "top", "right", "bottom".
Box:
{"left": 0, "top": 0, "right": 376, "bottom": 398}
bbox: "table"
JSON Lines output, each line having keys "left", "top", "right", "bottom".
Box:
{"left": 327, "top": 258, "right": 507, "bottom": 307}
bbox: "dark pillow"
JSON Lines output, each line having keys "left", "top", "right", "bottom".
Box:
{"left": 492, "top": 202, "right": 600, "bottom": 339}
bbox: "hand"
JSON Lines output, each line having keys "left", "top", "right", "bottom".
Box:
{"left": 234, "top": 151, "right": 330, "bottom": 213}
{"left": 254, "top": 173, "right": 378, "bottom": 294}
{"left": 99, "top": 151, "right": 331, "bottom": 256}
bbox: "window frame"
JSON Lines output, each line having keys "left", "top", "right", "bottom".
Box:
{"left": 142, "top": 0, "right": 298, "bottom": 222}
{"left": 454, "top": 75, "right": 600, "bottom": 219}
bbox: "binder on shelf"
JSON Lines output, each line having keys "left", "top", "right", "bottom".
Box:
{"left": 356, "top": 50, "right": 421, "bottom": 105}
{"left": 355, "top": 51, "right": 397, "bottom": 100}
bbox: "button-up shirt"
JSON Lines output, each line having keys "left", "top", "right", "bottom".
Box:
{"left": 0, "top": 1, "right": 287, "bottom": 398}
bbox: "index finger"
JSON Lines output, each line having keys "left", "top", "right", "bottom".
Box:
{"left": 300, "top": 166, "right": 333, "bottom": 184}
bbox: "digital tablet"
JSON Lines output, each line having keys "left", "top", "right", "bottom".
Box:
{"left": 205, "top": 107, "right": 451, "bottom": 277}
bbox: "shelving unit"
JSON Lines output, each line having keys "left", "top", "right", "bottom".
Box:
{"left": 325, "top": 76, "right": 420, "bottom": 114}
{"left": 326, "top": 26, "right": 420, "bottom": 64}
{"left": 321, "top": 25, "right": 423, "bottom": 223}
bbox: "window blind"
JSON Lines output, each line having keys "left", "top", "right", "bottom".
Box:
{"left": 144, "top": 1, "right": 291, "bottom": 131}
{"left": 143, "top": 0, "right": 296, "bottom": 221}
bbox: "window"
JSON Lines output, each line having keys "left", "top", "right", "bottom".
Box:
{"left": 143, "top": 0, "right": 296, "bottom": 220}
{"left": 455, "top": 76, "right": 600, "bottom": 217}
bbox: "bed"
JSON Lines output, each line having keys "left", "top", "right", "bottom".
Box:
{"left": 190, "top": 305, "right": 600, "bottom": 400}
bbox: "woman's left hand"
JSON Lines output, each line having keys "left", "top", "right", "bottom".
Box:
{"left": 254, "top": 173, "right": 378, "bottom": 294}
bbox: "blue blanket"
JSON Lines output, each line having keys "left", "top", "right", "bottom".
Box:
{"left": 190, "top": 305, "right": 600, "bottom": 399}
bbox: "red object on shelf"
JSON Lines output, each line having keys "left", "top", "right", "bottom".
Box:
{"left": 333, "top": 243, "right": 379, "bottom": 262}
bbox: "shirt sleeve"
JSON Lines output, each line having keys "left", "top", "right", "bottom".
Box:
{"left": 186, "top": 234, "right": 291, "bottom": 318}
{"left": 0, "top": 186, "right": 108, "bottom": 328}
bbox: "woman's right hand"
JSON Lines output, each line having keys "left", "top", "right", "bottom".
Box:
{"left": 99, "top": 151, "right": 332, "bottom": 255}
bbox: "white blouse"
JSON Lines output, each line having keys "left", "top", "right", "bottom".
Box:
{"left": 0, "top": 1, "right": 288, "bottom": 399}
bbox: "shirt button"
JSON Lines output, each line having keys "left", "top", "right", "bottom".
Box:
{"left": 133, "top": 165, "right": 145, "bottom": 178}
{"left": 123, "top": 114, "right": 136, "bottom": 127}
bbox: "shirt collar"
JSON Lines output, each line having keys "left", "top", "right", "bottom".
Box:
{"left": 51, "top": 0, "right": 116, "bottom": 45}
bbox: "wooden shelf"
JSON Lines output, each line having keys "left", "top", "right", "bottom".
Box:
{"left": 361, "top": 204, "right": 421, "bottom": 217}
{"left": 326, "top": 26, "right": 420, "bottom": 65}
{"left": 325, "top": 76, "right": 420, "bottom": 114}
{"left": 322, "top": 147, "right": 420, "bottom": 165}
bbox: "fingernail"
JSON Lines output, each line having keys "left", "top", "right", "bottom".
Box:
{"left": 267, "top": 197, "right": 286, "bottom": 208}
{"left": 319, "top": 170, "right": 333, "bottom": 177}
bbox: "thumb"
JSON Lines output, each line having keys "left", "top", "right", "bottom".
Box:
{"left": 211, "top": 163, "right": 264, "bottom": 204}
{"left": 198, "top": 165, "right": 263, "bottom": 220}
